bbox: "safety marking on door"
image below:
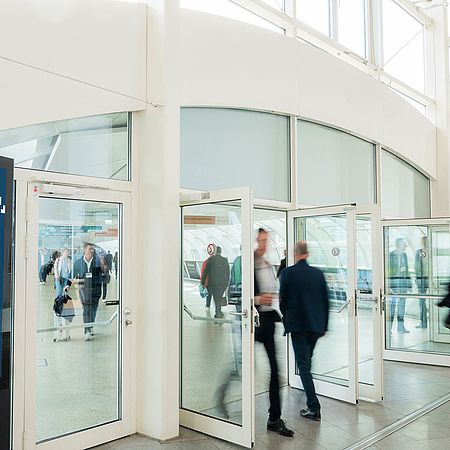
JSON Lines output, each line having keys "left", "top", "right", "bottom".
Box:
{"left": 207, "top": 243, "right": 216, "bottom": 256}
{"left": 331, "top": 247, "right": 340, "bottom": 257}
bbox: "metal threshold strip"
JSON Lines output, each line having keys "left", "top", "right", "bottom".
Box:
{"left": 345, "top": 393, "right": 450, "bottom": 450}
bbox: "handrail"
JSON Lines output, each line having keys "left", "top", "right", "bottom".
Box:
{"left": 37, "top": 309, "right": 118, "bottom": 333}
{"left": 183, "top": 304, "right": 233, "bottom": 324}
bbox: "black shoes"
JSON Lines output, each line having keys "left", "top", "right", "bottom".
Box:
{"left": 267, "top": 418, "right": 294, "bottom": 437}
{"left": 300, "top": 408, "right": 321, "bottom": 421}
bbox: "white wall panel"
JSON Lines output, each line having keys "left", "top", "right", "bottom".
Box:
{"left": 180, "top": 10, "right": 437, "bottom": 179}
{"left": 180, "top": 10, "right": 300, "bottom": 114}
{"left": 0, "top": 0, "right": 147, "bottom": 101}
{"left": 0, "top": 58, "right": 146, "bottom": 131}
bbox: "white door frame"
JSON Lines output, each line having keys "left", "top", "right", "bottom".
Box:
{"left": 356, "top": 206, "right": 383, "bottom": 402}
{"left": 382, "top": 217, "right": 450, "bottom": 367}
{"left": 14, "top": 178, "right": 135, "bottom": 450}
{"left": 179, "top": 187, "right": 255, "bottom": 449}
{"left": 287, "top": 205, "right": 358, "bottom": 404}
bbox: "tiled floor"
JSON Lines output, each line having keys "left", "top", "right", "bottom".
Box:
{"left": 91, "top": 361, "right": 450, "bottom": 450}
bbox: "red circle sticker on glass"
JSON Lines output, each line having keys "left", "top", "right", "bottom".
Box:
{"left": 207, "top": 243, "right": 216, "bottom": 256}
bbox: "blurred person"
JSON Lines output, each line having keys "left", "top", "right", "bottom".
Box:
{"left": 105, "top": 250, "right": 114, "bottom": 275}
{"left": 54, "top": 248, "right": 72, "bottom": 297}
{"left": 389, "top": 237, "right": 411, "bottom": 334}
{"left": 200, "top": 244, "right": 215, "bottom": 309}
{"left": 113, "top": 251, "right": 119, "bottom": 279}
{"left": 70, "top": 242, "right": 107, "bottom": 341}
{"left": 38, "top": 247, "right": 49, "bottom": 283}
{"left": 415, "top": 236, "right": 429, "bottom": 329}
{"left": 279, "top": 241, "right": 329, "bottom": 421}
{"left": 201, "top": 246, "right": 229, "bottom": 319}
{"left": 276, "top": 250, "right": 287, "bottom": 278}
{"left": 255, "top": 228, "right": 294, "bottom": 437}
{"left": 438, "top": 283, "right": 450, "bottom": 329}
{"left": 99, "top": 250, "right": 111, "bottom": 300}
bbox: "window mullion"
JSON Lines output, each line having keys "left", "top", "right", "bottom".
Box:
{"left": 330, "top": 0, "right": 339, "bottom": 41}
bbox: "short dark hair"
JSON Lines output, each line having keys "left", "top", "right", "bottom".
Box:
{"left": 83, "top": 242, "right": 94, "bottom": 249}
{"left": 216, "top": 246, "right": 222, "bottom": 254}
{"left": 258, "top": 227, "right": 267, "bottom": 235}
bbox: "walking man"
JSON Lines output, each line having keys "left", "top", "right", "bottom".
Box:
{"left": 255, "top": 228, "right": 294, "bottom": 437}
{"left": 279, "top": 241, "right": 329, "bottom": 421}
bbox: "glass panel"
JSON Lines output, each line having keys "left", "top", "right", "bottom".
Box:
{"left": 181, "top": 0, "right": 284, "bottom": 34}
{"left": 356, "top": 215, "right": 374, "bottom": 386}
{"left": 382, "top": 0, "right": 425, "bottom": 92}
{"left": 254, "top": 209, "right": 287, "bottom": 393}
{"left": 294, "top": 214, "right": 349, "bottom": 386}
{"left": 181, "top": 108, "right": 290, "bottom": 202}
{"left": 381, "top": 150, "right": 430, "bottom": 219}
{"left": 296, "top": 0, "right": 330, "bottom": 36}
{"left": 181, "top": 202, "right": 243, "bottom": 424}
{"left": 297, "top": 120, "right": 375, "bottom": 206}
{"left": 338, "top": 0, "right": 367, "bottom": 57}
{"left": 384, "top": 225, "right": 450, "bottom": 355}
{"left": 36, "top": 198, "right": 121, "bottom": 442}
{"left": 0, "top": 113, "right": 129, "bottom": 180}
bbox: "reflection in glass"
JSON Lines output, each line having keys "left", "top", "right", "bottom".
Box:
{"left": 36, "top": 198, "right": 121, "bottom": 442}
{"left": 294, "top": 215, "right": 349, "bottom": 386}
{"left": 384, "top": 225, "right": 450, "bottom": 355}
{"left": 0, "top": 113, "right": 129, "bottom": 180}
{"left": 181, "top": 202, "right": 243, "bottom": 424}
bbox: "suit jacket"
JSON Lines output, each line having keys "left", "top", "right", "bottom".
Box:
{"left": 276, "top": 258, "right": 286, "bottom": 278}
{"left": 279, "top": 260, "right": 329, "bottom": 334}
{"left": 72, "top": 256, "right": 103, "bottom": 300}
{"left": 388, "top": 251, "right": 411, "bottom": 291}
{"left": 201, "top": 254, "right": 230, "bottom": 289}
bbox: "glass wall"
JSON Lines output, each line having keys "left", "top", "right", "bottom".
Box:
{"left": 0, "top": 113, "right": 130, "bottom": 180}
{"left": 381, "top": 150, "right": 430, "bottom": 219}
{"left": 297, "top": 120, "right": 375, "bottom": 207}
{"left": 384, "top": 225, "right": 450, "bottom": 355}
{"left": 382, "top": 0, "right": 425, "bottom": 93}
{"left": 296, "top": 0, "right": 331, "bottom": 37}
{"left": 36, "top": 198, "right": 121, "bottom": 442}
{"left": 181, "top": 108, "right": 290, "bottom": 202}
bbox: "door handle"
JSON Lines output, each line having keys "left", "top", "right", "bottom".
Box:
{"left": 229, "top": 309, "right": 248, "bottom": 318}
{"left": 125, "top": 319, "right": 133, "bottom": 326}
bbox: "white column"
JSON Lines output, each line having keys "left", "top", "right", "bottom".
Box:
{"left": 135, "top": 0, "right": 180, "bottom": 440}
{"left": 429, "top": 7, "right": 449, "bottom": 217}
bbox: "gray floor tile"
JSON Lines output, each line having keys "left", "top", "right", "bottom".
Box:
{"left": 258, "top": 431, "right": 325, "bottom": 449}
{"left": 168, "top": 427, "right": 209, "bottom": 442}
{"left": 417, "top": 437, "right": 450, "bottom": 449}
{"left": 108, "top": 434, "right": 161, "bottom": 449}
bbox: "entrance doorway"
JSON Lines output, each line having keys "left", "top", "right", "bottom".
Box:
{"left": 14, "top": 181, "right": 134, "bottom": 450}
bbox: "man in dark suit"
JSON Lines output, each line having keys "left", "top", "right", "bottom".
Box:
{"left": 276, "top": 250, "right": 287, "bottom": 278}
{"left": 201, "top": 246, "right": 229, "bottom": 319}
{"left": 279, "top": 241, "right": 329, "bottom": 421}
{"left": 254, "top": 228, "right": 294, "bottom": 437}
{"left": 388, "top": 237, "right": 411, "bottom": 334}
{"left": 71, "top": 242, "right": 107, "bottom": 341}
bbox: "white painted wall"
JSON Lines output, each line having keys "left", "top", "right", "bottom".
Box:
{"left": 0, "top": 0, "right": 147, "bottom": 131}
{"left": 180, "top": 10, "right": 437, "bottom": 180}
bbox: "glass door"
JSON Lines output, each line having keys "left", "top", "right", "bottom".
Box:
{"left": 22, "top": 182, "right": 133, "bottom": 450}
{"left": 287, "top": 206, "right": 358, "bottom": 404}
{"left": 383, "top": 219, "right": 450, "bottom": 366}
{"left": 179, "top": 188, "right": 254, "bottom": 448}
{"left": 356, "top": 209, "right": 383, "bottom": 402}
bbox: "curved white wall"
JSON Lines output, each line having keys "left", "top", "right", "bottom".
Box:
{"left": 180, "top": 10, "right": 437, "bottom": 179}
{"left": 0, "top": 0, "right": 147, "bottom": 131}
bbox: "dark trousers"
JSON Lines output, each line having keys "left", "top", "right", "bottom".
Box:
{"left": 80, "top": 293, "right": 100, "bottom": 333}
{"left": 205, "top": 286, "right": 212, "bottom": 308}
{"left": 208, "top": 286, "right": 226, "bottom": 317}
{"left": 291, "top": 331, "right": 321, "bottom": 413}
{"left": 101, "top": 282, "right": 108, "bottom": 300}
{"left": 255, "top": 311, "right": 281, "bottom": 421}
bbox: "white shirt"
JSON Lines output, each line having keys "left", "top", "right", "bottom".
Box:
{"left": 255, "top": 255, "right": 277, "bottom": 312}
{"left": 83, "top": 256, "right": 93, "bottom": 272}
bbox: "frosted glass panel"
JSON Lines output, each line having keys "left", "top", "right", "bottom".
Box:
{"left": 181, "top": 108, "right": 290, "bottom": 202}
{"left": 381, "top": 150, "right": 430, "bottom": 219}
{"left": 0, "top": 113, "right": 129, "bottom": 180}
{"left": 297, "top": 120, "right": 375, "bottom": 206}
